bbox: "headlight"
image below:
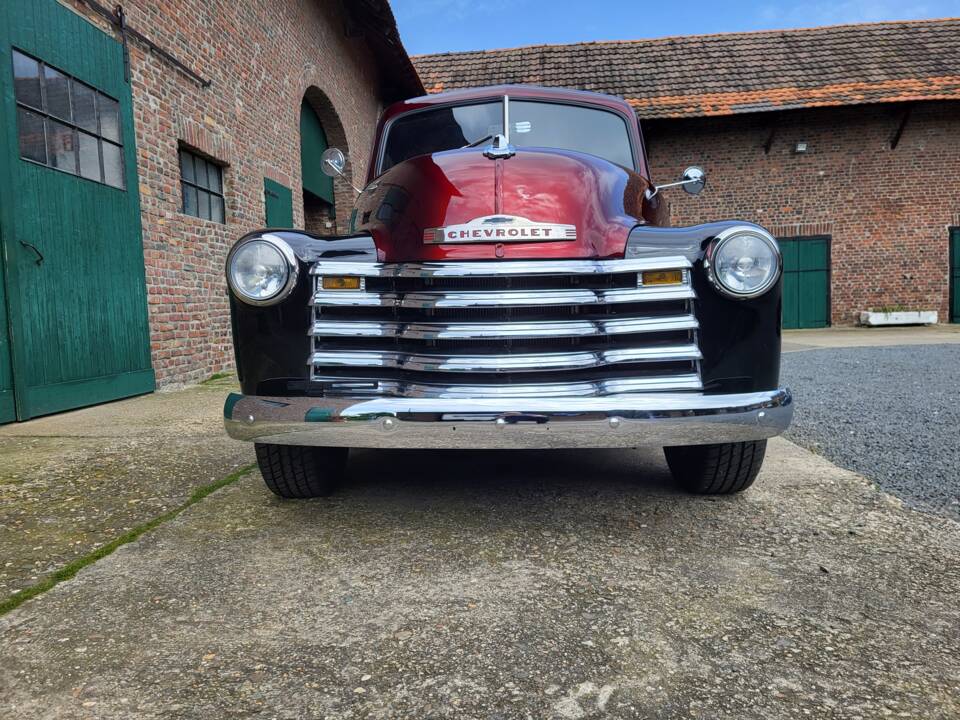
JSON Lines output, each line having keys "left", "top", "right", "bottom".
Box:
{"left": 227, "top": 235, "right": 298, "bottom": 305}
{"left": 706, "top": 226, "right": 781, "bottom": 298}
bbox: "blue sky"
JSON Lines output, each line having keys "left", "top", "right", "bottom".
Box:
{"left": 391, "top": 0, "right": 959, "bottom": 55}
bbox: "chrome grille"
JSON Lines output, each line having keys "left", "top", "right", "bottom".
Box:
{"left": 308, "top": 257, "right": 702, "bottom": 398}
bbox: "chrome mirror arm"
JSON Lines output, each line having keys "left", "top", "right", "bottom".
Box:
{"left": 323, "top": 158, "right": 365, "bottom": 195}
{"left": 645, "top": 177, "right": 698, "bottom": 198}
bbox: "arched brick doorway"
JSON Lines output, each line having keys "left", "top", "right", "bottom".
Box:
{"left": 301, "top": 87, "right": 353, "bottom": 234}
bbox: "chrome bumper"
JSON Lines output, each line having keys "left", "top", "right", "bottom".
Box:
{"left": 224, "top": 389, "right": 793, "bottom": 449}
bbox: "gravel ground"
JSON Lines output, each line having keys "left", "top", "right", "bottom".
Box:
{"left": 782, "top": 343, "right": 960, "bottom": 519}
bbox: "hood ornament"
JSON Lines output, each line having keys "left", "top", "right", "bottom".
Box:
{"left": 424, "top": 215, "right": 577, "bottom": 244}
{"left": 483, "top": 133, "right": 515, "bottom": 159}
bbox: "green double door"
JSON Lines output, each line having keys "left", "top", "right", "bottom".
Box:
{"left": 0, "top": 0, "right": 154, "bottom": 423}
{"left": 780, "top": 236, "right": 830, "bottom": 330}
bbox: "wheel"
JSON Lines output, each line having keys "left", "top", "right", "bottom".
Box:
{"left": 254, "top": 443, "right": 349, "bottom": 498}
{"left": 664, "top": 440, "right": 767, "bottom": 495}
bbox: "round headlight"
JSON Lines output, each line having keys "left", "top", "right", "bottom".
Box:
{"left": 227, "top": 236, "right": 297, "bottom": 305}
{"left": 708, "top": 227, "right": 780, "bottom": 298}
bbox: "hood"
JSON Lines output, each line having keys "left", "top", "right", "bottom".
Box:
{"left": 353, "top": 147, "right": 652, "bottom": 262}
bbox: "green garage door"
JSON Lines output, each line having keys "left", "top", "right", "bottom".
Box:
{"left": 0, "top": 251, "right": 13, "bottom": 424}
{"left": 951, "top": 229, "right": 960, "bottom": 324}
{"left": 780, "top": 236, "right": 830, "bottom": 329}
{"left": 0, "top": 0, "right": 154, "bottom": 422}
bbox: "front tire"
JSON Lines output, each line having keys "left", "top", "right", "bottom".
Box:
{"left": 664, "top": 440, "right": 767, "bottom": 494}
{"left": 254, "top": 443, "right": 348, "bottom": 498}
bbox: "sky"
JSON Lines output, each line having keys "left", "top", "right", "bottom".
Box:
{"left": 390, "top": 0, "right": 960, "bottom": 56}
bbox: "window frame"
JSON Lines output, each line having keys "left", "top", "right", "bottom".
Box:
{"left": 11, "top": 48, "right": 125, "bottom": 190}
{"left": 178, "top": 147, "right": 226, "bottom": 224}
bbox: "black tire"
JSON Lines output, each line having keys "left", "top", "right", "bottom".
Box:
{"left": 254, "top": 443, "right": 348, "bottom": 498}
{"left": 664, "top": 440, "right": 767, "bottom": 495}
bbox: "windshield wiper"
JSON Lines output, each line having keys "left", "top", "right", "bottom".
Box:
{"left": 460, "top": 134, "right": 494, "bottom": 149}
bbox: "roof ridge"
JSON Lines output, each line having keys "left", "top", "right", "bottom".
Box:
{"left": 411, "top": 16, "right": 960, "bottom": 60}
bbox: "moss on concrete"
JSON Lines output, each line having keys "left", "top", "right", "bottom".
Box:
{"left": 0, "top": 380, "right": 253, "bottom": 603}
{"left": 0, "top": 463, "right": 254, "bottom": 616}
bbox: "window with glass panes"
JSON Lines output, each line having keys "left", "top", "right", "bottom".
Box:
{"left": 12, "top": 49, "right": 124, "bottom": 189}
{"left": 179, "top": 149, "right": 225, "bottom": 223}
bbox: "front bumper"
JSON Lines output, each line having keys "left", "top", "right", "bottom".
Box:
{"left": 224, "top": 389, "right": 793, "bottom": 449}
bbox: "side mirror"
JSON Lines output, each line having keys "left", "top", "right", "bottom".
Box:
{"left": 321, "top": 147, "right": 347, "bottom": 178}
{"left": 681, "top": 166, "right": 706, "bottom": 195}
{"left": 645, "top": 165, "right": 707, "bottom": 199}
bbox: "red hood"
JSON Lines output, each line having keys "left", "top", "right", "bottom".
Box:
{"left": 353, "top": 148, "right": 651, "bottom": 262}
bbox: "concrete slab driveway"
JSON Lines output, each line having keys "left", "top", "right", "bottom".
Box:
{"left": 2, "top": 431, "right": 959, "bottom": 717}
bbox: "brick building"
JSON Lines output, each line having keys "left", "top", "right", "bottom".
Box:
{"left": 0, "top": 0, "right": 421, "bottom": 422}
{"left": 414, "top": 19, "right": 960, "bottom": 330}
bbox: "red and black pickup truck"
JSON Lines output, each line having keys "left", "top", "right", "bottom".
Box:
{"left": 223, "top": 85, "right": 792, "bottom": 498}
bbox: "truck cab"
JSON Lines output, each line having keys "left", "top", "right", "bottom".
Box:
{"left": 224, "top": 85, "right": 792, "bottom": 498}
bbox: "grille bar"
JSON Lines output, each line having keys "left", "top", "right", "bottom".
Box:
{"left": 308, "top": 344, "right": 702, "bottom": 373}
{"left": 312, "top": 373, "right": 704, "bottom": 398}
{"left": 310, "top": 256, "right": 691, "bottom": 278}
{"left": 312, "top": 284, "right": 695, "bottom": 308}
{"left": 310, "top": 314, "right": 698, "bottom": 340}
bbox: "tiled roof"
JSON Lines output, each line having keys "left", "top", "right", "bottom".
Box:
{"left": 412, "top": 19, "right": 960, "bottom": 119}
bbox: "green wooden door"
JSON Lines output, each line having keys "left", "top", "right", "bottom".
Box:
{"left": 951, "top": 229, "right": 960, "bottom": 324}
{"left": 0, "top": 241, "right": 14, "bottom": 423}
{"left": 780, "top": 236, "right": 830, "bottom": 329}
{"left": 264, "top": 178, "right": 294, "bottom": 228}
{"left": 0, "top": 0, "right": 154, "bottom": 421}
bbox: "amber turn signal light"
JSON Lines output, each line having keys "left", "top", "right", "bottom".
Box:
{"left": 641, "top": 269, "right": 684, "bottom": 286}
{"left": 321, "top": 276, "right": 362, "bottom": 290}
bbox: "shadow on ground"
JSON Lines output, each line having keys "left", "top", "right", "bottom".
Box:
{"left": 345, "top": 445, "right": 677, "bottom": 494}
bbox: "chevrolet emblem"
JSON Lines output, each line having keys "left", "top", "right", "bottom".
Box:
{"left": 424, "top": 215, "right": 577, "bottom": 244}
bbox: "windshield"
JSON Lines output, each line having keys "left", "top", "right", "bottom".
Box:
{"left": 380, "top": 99, "right": 634, "bottom": 172}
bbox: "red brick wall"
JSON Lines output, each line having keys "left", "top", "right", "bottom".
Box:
{"left": 644, "top": 102, "right": 960, "bottom": 325}
{"left": 67, "top": 0, "right": 386, "bottom": 386}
